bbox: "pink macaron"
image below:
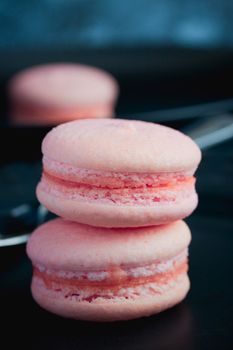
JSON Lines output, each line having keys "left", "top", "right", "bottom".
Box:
{"left": 8, "top": 63, "right": 119, "bottom": 126}
{"left": 27, "top": 219, "right": 191, "bottom": 322}
{"left": 37, "top": 118, "right": 201, "bottom": 227}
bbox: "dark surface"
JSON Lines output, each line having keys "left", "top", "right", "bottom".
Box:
{"left": 1, "top": 48, "right": 233, "bottom": 349}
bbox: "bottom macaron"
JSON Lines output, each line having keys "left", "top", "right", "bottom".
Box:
{"left": 27, "top": 219, "right": 191, "bottom": 322}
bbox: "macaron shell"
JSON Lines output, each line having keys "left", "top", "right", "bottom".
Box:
{"left": 36, "top": 184, "right": 198, "bottom": 228}
{"left": 27, "top": 218, "right": 191, "bottom": 271}
{"left": 9, "top": 63, "right": 119, "bottom": 107}
{"left": 42, "top": 119, "right": 201, "bottom": 173}
{"left": 31, "top": 274, "right": 190, "bottom": 322}
{"left": 10, "top": 103, "right": 114, "bottom": 126}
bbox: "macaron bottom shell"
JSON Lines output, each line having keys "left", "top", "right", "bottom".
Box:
{"left": 31, "top": 274, "right": 190, "bottom": 322}
{"left": 37, "top": 186, "right": 198, "bottom": 227}
{"left": 11, "top": 102, "right": 114, "bottom": 126}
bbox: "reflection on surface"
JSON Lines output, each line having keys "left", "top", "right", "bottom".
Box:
{"left": 25, "top": 303, "right": 195, "bottom": 350}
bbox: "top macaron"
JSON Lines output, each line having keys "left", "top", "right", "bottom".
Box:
{"left": 42, "top": 118, "right": 201, "bottom": 173}
{"left": 37, "top": 119, "right": 201, "bottom": 227}
{"left": 8, "top": 63, "right": 119, "bottom": 125}
{"left": 37, "top": 118, "right": 201, "bottom": 227}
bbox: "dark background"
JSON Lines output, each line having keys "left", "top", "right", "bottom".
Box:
{"left": 1, "top": 0, "right": 233, "bottom": 50}
{"left": 1, "top": 1, "right": 233, "bottom": 349}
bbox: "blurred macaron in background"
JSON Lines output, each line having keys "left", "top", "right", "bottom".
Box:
{"left": 8, "top": 63, "right": 119, "bottom": 126}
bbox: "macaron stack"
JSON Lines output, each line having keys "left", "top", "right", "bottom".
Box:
{"left": 27, "top": 118, "right": 201, "bottom": 321}
{"left": 8, "top": 63, "right": 118, "bottom": 126}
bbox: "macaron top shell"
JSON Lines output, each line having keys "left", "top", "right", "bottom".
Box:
{"left": 27, "top": 219, "right": 191, "bottom": 271}
{"left": 42, "top": 119, "right": 201, "bottom": 173}
{"left": 9, "top": 63, "right": 118, "bottom": 107}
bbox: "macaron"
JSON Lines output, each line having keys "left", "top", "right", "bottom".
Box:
{"left": 37, "top": 118, "right": 201, "bottom": 227}
{"left": 26, "top": 219, "right": 191, "bottom": 322}
{"left": 8, "top": 63, "right": 119, "bottom": 126}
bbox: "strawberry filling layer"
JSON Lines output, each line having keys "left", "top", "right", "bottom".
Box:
{"left": 43, "top": 157, "right": 195, "bottom": 188}
{"left": 40, "top": 159, "right": 196, "bottom": 205}
{"left": 33, "top": 252, "right": 188, "bottom": 301}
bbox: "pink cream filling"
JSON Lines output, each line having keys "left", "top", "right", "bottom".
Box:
{"left": 40, "top": 158, "right": 196, "bottom": 205}
{"left": 35, "top": 250, "right": 187, "bottom": 281}
{"left": 34, "top": 250, "right": 188, "bottom": 302}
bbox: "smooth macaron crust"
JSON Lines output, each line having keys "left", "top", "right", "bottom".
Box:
{"left": 8, "top": 63, "right": 119, "bottom": 125}
{"left": 27, "top": 219, "right": 191, "bottom": 321}
{"left": 37, "top": 119, "right": 201, "bottom": 227}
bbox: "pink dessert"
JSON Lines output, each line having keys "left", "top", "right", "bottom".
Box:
{"left": 8, "top": 63, "right": 119, "bottom": 125}
{"left": 27, "top": 219, "right": 191, "bottom": 321}
{"left": 37, "top": 119, "right": 201, "bottom": 227}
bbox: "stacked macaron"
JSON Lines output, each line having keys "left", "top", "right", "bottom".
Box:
{"left": 27, "top": 118, "right": 201, "bottom": 321}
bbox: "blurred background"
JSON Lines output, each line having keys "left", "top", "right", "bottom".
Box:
{"left": 1, "top": 0, "right": 233, "bottom": 121}
{"left": 1, "top": 0, "right": 233, "bottom": 49}
{"left": 1, "top": 1, "right": 233, "bottom": 349}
